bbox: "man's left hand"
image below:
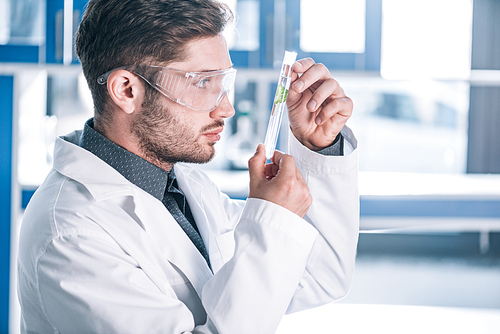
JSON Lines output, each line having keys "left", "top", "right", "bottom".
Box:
{"left": 287, "top": 58, "right": 353, "bottom": 151}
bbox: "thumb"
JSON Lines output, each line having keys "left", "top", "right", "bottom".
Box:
{"left": 248, "top": 144, "right": 266, "bottom": 184}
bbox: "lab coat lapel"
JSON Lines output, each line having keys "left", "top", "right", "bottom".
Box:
{"left": 133, "top": 188, "right": 213, "bottom": 297}
{"left": 174, "top": 168, "right": 210, "bottom": 254}
{"left": 175, "top": 165, "right": 233, "bottom": 273}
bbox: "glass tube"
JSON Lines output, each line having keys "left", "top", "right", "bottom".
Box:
{"left": 263, "top": 51, "right": 297, "bottom": 159}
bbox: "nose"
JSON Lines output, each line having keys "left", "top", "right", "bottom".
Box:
{"left": 210, "top": 94, "right": 235, "bottom": 119}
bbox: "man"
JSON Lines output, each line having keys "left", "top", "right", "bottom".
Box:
{"left": 17, "top": 0, "right": 359, "bottom": 333}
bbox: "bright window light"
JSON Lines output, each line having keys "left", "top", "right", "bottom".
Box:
{"left": 381, "top": 0, "right": 473, "bottom": 80}
{"left": 222, "top": 0, "right": 260, "bottom": 51}
{"left": 300, "top": 0, "right": 366, "bottom": 53}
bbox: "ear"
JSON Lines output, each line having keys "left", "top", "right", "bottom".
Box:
{"left": 106, "top": 70, "right": 145, "bottom": 114}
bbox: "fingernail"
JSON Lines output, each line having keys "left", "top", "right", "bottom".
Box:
{"left": 307, "top": 100, "right": 317, "bottom": 110}
{"left": 294, "top": 81, "right": 304, "bottom": 91}
{"left": 315, "top": 115, "right": 322, "bottom": 125}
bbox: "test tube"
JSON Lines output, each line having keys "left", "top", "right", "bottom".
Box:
{"left": 263, "top": 51, "right": 298, "bottom": 159}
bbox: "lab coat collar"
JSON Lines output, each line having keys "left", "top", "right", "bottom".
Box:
{"left": 53, "top": 131, "right": 213, "bottom": 297}
{"left": 54, "top": 131, "right": 134, "bottom": 200}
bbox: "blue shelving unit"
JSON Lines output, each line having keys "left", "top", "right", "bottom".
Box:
{"left": 0, "top": 75, "right": 14, "bottom": 334}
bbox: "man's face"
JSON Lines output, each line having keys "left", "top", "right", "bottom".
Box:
{"left": 132, "top": 35, "right": 235, "bottom": 166}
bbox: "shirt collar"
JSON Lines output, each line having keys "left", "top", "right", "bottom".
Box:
{"left": 79, "top": 118, "right": 171, "bottom": 201}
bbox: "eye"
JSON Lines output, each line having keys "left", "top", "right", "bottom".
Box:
{"left": 195, "top": 78, "right": 210, "bottom": 89}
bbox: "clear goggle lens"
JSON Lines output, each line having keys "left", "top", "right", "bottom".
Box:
{"left": 97, "top": 64, "right": 237, "bottom": 112}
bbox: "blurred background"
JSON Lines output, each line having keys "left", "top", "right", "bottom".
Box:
{"left": 1, "top": 0, "right": 499, "bottom": 333}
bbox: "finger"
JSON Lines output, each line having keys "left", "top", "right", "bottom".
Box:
{"left": 292, "top": 62, "right": 333, "bottom": 94}
{"left": 271, "top": 151, "right": 297, "bottom": 179}
{"left": 315, "top": 96, "right": 353, "bottom": 126}
{"left": 305, "top": 78, "right": 344, "bottom": 112}
{"left": 248, "top": 144, "right": 267, "bottom": 184}
{"left": 292, "top": 58, "right": 316, "bottom": 76}
{"left": 265, "top": 162, "right": 279, "bottom": 180}
{"left": 270, "top": 149, "right": 286, "bottom": 167}
{"left": 289, "top": 58, "right": 315, "bottom": 94}
{"left": 266, "top": 150, "right": 283, "bottom": 179}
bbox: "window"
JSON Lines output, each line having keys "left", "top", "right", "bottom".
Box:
{"left": 381, "top": 0, "right": 473, "bottom": 80}
{"left": 344, "top": 0, "right": 473, "bottom": 173}
{"left": 0, "top": 0, "right": 45, "bottom": 45}
{"left": 300, "top": 0, "right": 366, "bottom": 53}
{"left": 224, "top": 0, "right": 260, "bottom": 51}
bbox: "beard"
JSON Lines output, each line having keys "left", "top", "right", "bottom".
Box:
{"left": 131, "top": 90, "right": 223, "bottom": 166}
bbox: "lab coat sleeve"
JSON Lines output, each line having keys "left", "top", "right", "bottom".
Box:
{"left": 199, "top": 198, "right": 319, "bottom": 334}
{"left": 286, "top": 126, "right": 359, "bottom": 312}
{"left": 197, "top": 127, "right": 358, "bottom": 332}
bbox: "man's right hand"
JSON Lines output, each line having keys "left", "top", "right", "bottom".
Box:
{"left": 248, "top": 144, "right": 312, "bottom": 218}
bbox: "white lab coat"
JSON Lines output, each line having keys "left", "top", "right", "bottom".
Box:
{"left": 17, "top": 128, "right": 359, "bottom": 334}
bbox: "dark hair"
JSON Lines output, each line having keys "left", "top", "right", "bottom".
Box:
{"left": 75, "top": 0, "right": 233, "bottom": 125}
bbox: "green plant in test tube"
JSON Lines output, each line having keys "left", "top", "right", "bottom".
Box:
{"left": 263, "top": 51, "right": 297, "bottom": 159}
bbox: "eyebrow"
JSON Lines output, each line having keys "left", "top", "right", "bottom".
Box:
{"left": 195, "top": 63, "right": 235, "bottom": 73}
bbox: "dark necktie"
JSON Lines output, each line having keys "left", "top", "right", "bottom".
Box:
{"left": 162, "top": 172, "right": 211, "bottom": 269}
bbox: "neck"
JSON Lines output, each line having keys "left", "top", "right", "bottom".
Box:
{"left": 141, "top": 152, "right": 175, "bottom": 172}
{"left": 94, "top": 117, "right": 174, "bottom": 172}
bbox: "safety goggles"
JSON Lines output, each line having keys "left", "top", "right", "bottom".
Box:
{"left": 97, "top": 64, "right": 237, "bottom": 112}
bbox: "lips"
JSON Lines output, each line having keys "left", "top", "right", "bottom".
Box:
{"left": 203, "top": 126, "right": 224, "bottom": 142}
